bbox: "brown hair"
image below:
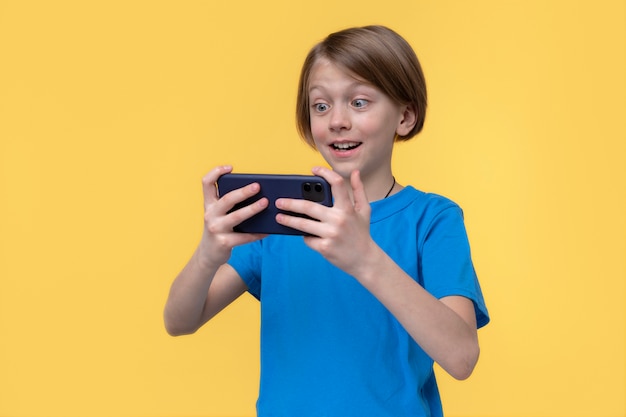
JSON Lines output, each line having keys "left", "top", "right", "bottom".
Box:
{"left": 296, "top": 25, "right": 427, "bottom": 147}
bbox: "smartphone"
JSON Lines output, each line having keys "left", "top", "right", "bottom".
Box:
{"left": 216, "top": 173, "right": 333, "bottom": 235}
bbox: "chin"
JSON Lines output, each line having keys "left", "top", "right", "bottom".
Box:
{"left": 330, "top": 166, "right": 358, "bottom": 181}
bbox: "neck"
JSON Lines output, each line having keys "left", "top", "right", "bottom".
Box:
{"left": 383, "top": 176, "right": 396, "bottom": 199}
{"left": 359, "top": 174, "right": 398, "bottom": 202}
{"left": 341, "top": 171, "right": 399, "bottom": 203}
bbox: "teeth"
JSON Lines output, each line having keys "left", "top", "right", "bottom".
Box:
{"left": 333, "top": 142, "right": 359, "bottom": 150}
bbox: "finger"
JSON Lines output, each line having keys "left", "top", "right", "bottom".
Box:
{"left": 275, "top": 197, "right": 328, "bottom": 222}
{"left": 202, "top": 165, "right": 233, "bottom": 207}
{"left": 225, "top": 232, "right": 268, "bottom": 247}
{"left": 205, "top": 193, "right": 268, "bottom": 236}
{"left": 224, "top": 195, "right": 269, "bottom": 228}
{"left": 350, "top": 170, "right": 370, "bottom": 215}
{"left": 311, "top": 166, "right": 352, "bottom": 208}
{"left": 275, "top": 212, "right": 327, "bottom": 237}
{"left": 217, "top": 181, "right": 264, "bottom": 212}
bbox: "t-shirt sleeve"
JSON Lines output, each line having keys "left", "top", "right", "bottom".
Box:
{"left": 227, "top": 240, "right": 263, "bottom": 300}
{"left": 421, "top": 204, "right": 490, "bottom": 328}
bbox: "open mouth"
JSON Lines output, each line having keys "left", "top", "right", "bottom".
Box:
{"left": 331, "top": 142, "right": 361, "bottom": 151}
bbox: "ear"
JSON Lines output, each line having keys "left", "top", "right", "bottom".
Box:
{"left": 396, "top": 104, "right": 418, "bottom": 137}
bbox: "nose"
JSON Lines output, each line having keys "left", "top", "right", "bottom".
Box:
{"left": 328, "top": 106, "right": 351, "bottom": 131}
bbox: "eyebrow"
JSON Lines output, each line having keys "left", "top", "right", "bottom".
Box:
{"left": 308, "top": 80, "right": 375, "bottom": 94}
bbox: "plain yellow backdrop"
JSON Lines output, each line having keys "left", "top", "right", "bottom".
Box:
{"left": 1, "top": 1, "right": 624, "bottom": 416}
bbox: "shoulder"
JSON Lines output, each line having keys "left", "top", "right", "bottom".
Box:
{"left": 410, "top": 186, "right": 460, "bottom": 210}
{"left": 373, "top": 187, "right": 471, "bottom": 252}
{"left": 373, "top": 186, "right": 462, "bottom": 222}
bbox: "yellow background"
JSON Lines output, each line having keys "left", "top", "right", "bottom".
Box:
{"left": 1, "top": 1, "right": 624, "bottom": 416}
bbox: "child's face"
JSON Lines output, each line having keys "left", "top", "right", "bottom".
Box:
{"left": 307, "top": 58, "right": 413, "bottom": 182}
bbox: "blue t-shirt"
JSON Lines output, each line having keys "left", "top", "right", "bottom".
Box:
{"left": 228, "top": 186, "right": 489, "bottom": 417}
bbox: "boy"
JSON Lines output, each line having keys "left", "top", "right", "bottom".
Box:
{"left": 165, "top": 25, "right": 489, "bottom": 416}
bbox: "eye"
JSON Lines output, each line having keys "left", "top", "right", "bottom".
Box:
{"left": 352, "top": 99, "right": 369, "bottom": 108}
{"left": 313, "top": 103, "right": 329, "bottom": 112}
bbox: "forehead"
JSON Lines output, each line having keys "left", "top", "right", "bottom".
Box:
{"left": 307, "top": 58, "right": 370, "bottom": 91}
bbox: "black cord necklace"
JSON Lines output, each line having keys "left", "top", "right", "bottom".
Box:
{"left": 384, "top": 176, "right": 396, "bottom": 199}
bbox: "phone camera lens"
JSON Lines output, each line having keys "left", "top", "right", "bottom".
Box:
{"left": 314, "top": 183, "right": 323, "bottom": 192}
{"left": 304, "top": 183, "right": 312, "bottom": 192}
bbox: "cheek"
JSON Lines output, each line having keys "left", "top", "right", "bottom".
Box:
{"left": 368, "top": 115, "right": 400, "bottom": 140}
{"left": 310, "top": 118, "right": 327, "bottom": 142}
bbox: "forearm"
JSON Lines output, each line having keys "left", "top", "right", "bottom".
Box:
{"left": 164, "top": 165, "right": 268, "bottom": 336}
{"left": 353, "top": 243, "right": 479, "bottom": 380}
{"left": 164, "top": 245, "right": 220, "bottom": 336}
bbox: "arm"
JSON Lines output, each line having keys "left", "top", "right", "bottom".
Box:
{"left": 164, "top": 165, "right": 267, "bottom": 336}
{"left": 275, "top": 167, "right": 480, "bottom": 380}
{"left": 164, "top": 254, "right": 248, "bottom": 336}
{"left": 345, "top": 247, "right": 479, "bottom": 380}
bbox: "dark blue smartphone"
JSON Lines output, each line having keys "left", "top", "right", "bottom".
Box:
{"left": 216, "top": 173, "right": 333, "bottom": 235}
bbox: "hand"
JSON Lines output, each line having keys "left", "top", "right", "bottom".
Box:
{"left": 275, "top": 167, "right": 376, "bottom": 277}
{"left": 198, "top": 165, "right": 268, "bottom": 268}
